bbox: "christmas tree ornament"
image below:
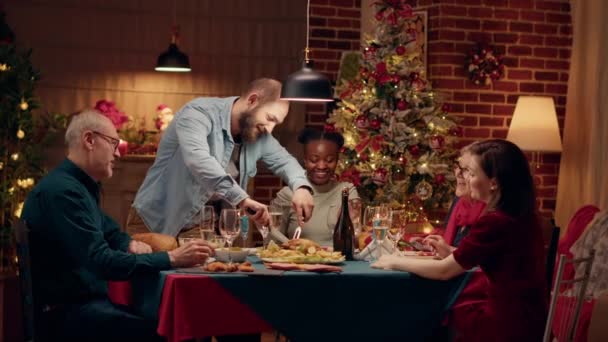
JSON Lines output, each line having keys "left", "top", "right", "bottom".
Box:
{"left": 409, "top": 145, "right": 420, "bottom": 156}
{"left": 397, "top": 100, "right": 408, "bottom": 110}
{"left": 430, "top": 135, "right": 445, "bottom": 150}
{"left": 372, "top": 167, "right": 388, "bottom": 186}
{"left": 435, "top": 173, "right": 446, "bottom": 184}
{"left": 0, "top": 63, "right": 8, "bottom": 71}
{"left": 355, "top": 115, "right": 369, "bottom": 130}
{"left": 11, "top": 153, "right": 19, "bottom": 161}
{"left": 16, "top": 129, "right": 25, "bottom": 139}
{"left": 370, "top": 119, "right": 381, "bottom": 130}
{"left": 415, "top": 181, "right": 433, "bottom": 201}
{"left": 19, "top": 99, "right": 28, "bottom": 111}
{"left": 324, "top": 123, "right": 336, "bottom": 133}
{"left": 392, "top": 167, "right": 405, "bottom": 181}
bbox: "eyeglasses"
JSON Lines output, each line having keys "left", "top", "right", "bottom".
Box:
{"left": 92, "top": 131, "right": 120, "bottom": 152}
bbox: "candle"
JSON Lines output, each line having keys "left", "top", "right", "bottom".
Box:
{"left": 118, "top": 139, "right": 128, "bottom": 156}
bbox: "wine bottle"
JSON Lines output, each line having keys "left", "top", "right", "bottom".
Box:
{"left": 333, "top": 187, "right": 355, "bottom": 260}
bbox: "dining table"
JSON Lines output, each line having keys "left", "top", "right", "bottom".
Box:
{"left": 109, "top": 256, "right": 472, "bottom": 342}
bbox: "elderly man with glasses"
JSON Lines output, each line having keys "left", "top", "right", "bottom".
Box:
{"left": 21, "top": 110, "right": 214, "bottom": 341}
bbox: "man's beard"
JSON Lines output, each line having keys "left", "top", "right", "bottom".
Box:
{"left": 238, "top": 111, "right": 264, "bottom": 143}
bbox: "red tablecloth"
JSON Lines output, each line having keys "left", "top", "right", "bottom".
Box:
{"left": 107, "top": 280, "right": 132, "bottom": 306}
{"left": 110, "top": 275, "right": 272, "bottom": 342}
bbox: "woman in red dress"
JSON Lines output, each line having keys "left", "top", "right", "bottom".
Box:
{"left": 373, "top": 139, "right": 547, "bottom": 341}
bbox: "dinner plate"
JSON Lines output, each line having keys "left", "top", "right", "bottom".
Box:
{"left": 400, "top": 251, "right": 439, "bottom": 259}
{"left": 260, "top": 257, "right": 345, "bottom": 265}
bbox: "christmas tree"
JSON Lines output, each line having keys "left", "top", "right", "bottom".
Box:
{"left": 1, "top": 11, "right": 64, "bottom": 272}
{"left": 327, "top": 0, "right": 461, "bottom": 219}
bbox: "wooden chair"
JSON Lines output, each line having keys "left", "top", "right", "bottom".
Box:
{"left": 543, "top": 250, "right": 596, "bottom": 342}
{"left": 14, "top": 219, "right": 36, "bottom": 342}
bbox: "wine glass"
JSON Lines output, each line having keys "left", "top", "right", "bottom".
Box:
{"left": 199, "top": 205, "right": 215, "bottom": 240}
{"left": 388, "top": 209, "right": 407, "bottom": 254}
{"left": 207, "top": 234, "right": 226, "bottom": 249}
{"left": 219, "top": 209, "right": 241, "bottom": 262}
{"left": 349, "top": 198, "right": 362, "bottom": 236}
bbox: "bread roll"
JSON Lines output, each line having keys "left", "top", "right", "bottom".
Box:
{"left": 132, "top": 233, "right": 177, "bottom": 252}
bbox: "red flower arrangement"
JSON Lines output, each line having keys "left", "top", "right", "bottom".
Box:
{"left": 94, "top": 99, "right": 128, "bottom": 129}
{"left": 465, "top": 44, "right": 505, "bottom": 86}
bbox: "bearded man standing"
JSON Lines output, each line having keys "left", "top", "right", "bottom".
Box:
{"left": 133, "top": 78, "right": 314, "bottom": 237}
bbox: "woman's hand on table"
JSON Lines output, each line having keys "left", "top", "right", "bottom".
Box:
{"left": 168, "top": 240, "right": 214, "bottom": 268}
{"left": 422, "top": 235, "right": 455, "bottom": 259}
{"left": 371, "top": 254, "right": 402, "bottom": 270}
{"left": 128, "top": 240, "right": 153, "bottom": 254}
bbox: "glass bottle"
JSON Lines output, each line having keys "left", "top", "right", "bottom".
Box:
{"left": 333, "top": 188, "right": 355, "bottom": 260}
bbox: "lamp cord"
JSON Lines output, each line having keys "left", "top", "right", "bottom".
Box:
{"left": 305, "top": 0, "right": 310, "bottom": 62}
{"left": 171, "top": 0, "right": 179, "bottom": 44}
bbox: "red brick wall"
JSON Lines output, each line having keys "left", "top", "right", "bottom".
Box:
{"left": 253, "top": 0, "right": 571, "bottom": 219}
{"left": 417, "top": 0, "right": 571, "bottom": 217}
{"left": 252, "top": 0, "right": 362, "bottom": 204}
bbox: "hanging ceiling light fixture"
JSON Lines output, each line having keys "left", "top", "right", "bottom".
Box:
{"left": 155, "top": 1, "right": 191, "bottom": 72}
{"left": 280, "top": 0, "right": 333, "bottom": 102}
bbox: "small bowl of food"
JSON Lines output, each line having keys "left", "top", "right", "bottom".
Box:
{"left": 214, "top": 247, "right": 249, "bottom": 263}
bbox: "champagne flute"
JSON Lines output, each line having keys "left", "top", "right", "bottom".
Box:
{"left": 368, "top": 206, "right": 392, "bottom": 259}
{"left": 268, "top": 211, "right": 283, "bottom": 237}
{"left": 348, "top": 198, "right": 362, "bottom": 236}
{"left": 199, "top": 205, "right": 215, "bottom": 240}
{"left": 219, "top": 209, "right": 241, "bottom": 262}
{"left": 256, "top": 223, "right": 270, "bottom": 249}
{"left": 238, "top": 210, "right": 250, "bottom": 247}
{"left": 388, "top": 209, "right": 408, "bottom": 253}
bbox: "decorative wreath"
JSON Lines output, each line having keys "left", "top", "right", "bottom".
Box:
{"left": 465, "top": 44, "right": 504, "bottom": 86}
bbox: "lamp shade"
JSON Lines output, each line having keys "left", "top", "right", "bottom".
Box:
{"left": 281, "top": 60, "right": 333, "bottom": 102}
{"left": 155, "top": 43, "right": 191, "bottom": 72}
{"left": 507, "top": 96, "right": 562, "bottom": 152}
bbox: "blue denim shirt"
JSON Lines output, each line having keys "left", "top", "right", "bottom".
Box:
{"left": 133, "top": 97, "right": 310, "bottom": 236}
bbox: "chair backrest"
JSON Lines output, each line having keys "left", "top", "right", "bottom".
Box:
{"left": 544, "top": 250, "right": 596, "bottom": 342}
{"left": 546, "top": 225, "right": 561, "bottom": 292}
{"left": 14, "top": 219, "right": 35, "bottom": 342}
{"left": 540, "top": 217, "right": 560, "bottom": 292}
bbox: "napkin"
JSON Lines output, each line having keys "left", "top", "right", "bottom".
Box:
{"left": 354, "top": 239, "right": 395, "bottom": 261}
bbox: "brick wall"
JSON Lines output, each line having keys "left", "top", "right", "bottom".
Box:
{"left": 416, "top": 0, "right": 571, "bottom": 217}
{"left": 252, "top": 0, "right": 362, "bottom": 204}
{"left": 253, "top": 0, "right": 571, "bottom": 219}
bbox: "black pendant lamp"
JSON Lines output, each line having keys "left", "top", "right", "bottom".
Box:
{"left": 281, "top": 0, "right": 333, "bottom": 102}
{"left": 155, "top": 24, "right": 191, "bottom": 73}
